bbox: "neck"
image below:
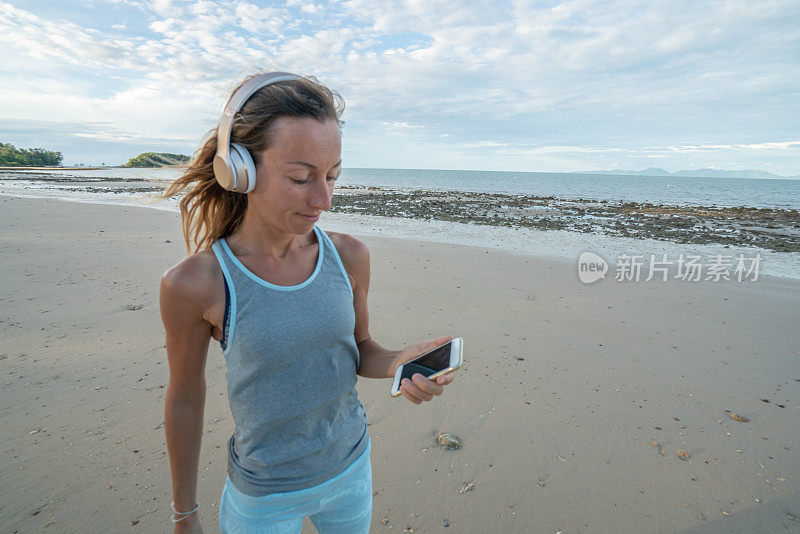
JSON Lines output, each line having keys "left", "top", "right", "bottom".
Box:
{"left": 227, "top": 210, "right": 315, "bottom": 260}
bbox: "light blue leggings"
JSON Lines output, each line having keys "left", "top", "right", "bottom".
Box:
{"left": 218, "top": 440, "right": 372, "bottom": 533}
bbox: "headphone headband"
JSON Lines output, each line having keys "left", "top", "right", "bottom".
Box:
{"left": 213, "top": 71, "right": 303, "bottom": 193}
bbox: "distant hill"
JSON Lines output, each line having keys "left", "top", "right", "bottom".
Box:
{"left": 590, "top": 167, "right": 799, "bottom": 179}
{"left": 0, "top": 142, "right": 62, "bottom": 166}
{"left": 123, "top": 152, "right": 190, "bottom": 167}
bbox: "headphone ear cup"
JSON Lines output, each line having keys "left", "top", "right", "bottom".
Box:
{"left": 212, "top": 152, "right": 235, "bottom": 191}
{"left": 230, "top": 143, "right": 257, "bottom": 193}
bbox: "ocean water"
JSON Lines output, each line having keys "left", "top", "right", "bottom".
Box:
{"left": 339, "top": 168, "right": 800, "bottom": 210}
{"left": 2, "top": 166, "right": 799, "bottom": 209}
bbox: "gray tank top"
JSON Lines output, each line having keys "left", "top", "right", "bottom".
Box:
{"left": 210, "top": 226, "right": 368, "bottom": 497}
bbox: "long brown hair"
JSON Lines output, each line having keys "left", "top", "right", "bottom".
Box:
{"left": 161, "top": 74, "right": 344, "bottom": 255}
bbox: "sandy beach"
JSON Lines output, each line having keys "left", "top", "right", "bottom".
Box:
{"left": 1, "top": 194, "right": 799, "bottom": 533}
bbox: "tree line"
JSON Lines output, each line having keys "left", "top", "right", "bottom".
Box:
{"left": 0, "top": 143, "right": 63, "bottom": 166}
{"left": 0, "top": 144, "right": 190, "bottom": 167}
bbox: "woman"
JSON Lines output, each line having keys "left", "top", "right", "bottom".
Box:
{"left": 159, "top": 72, "right": 454, "bottom": 533}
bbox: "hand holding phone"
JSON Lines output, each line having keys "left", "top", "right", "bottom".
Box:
{"left": 391, "top": 337, "right": 463, "bottom": 400}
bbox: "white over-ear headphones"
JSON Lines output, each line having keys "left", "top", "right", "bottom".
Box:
{"left": 212, "top": 71, "right": 302, "bottom": 193}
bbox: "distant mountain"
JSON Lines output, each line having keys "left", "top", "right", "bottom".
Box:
{"left": 124, "top": 152, "right": 190, "bottom": 167}
{"left": 589, "top": 167, "right": 799, "bottom": 179}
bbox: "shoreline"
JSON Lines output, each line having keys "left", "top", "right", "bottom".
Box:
{"left": 0, "top": 165, "right": 109, "bottom": 171}
{"left": 0, "top": 165, "right": 178, "bottom": 171}
{"left": 1, "top": 171, "right": 799, "bottom": 280}
{"left": 1, "top": 182, "right": 799, "bottom": 280}
{"left": 2, "top": 172, "right": 798, "bottom": 251}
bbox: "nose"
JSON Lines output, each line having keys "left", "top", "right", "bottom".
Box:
{"left": 308, "top": 178, "right": 332, "bottom": 212}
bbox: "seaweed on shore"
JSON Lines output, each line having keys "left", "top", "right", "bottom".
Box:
{"left": 331, "top": 188, "right": 800, "bottom": 253}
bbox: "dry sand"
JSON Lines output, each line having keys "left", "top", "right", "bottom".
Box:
{"left": 1, "top": 195, "right": 798, "bottom": 533}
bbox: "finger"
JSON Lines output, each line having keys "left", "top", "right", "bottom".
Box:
{"left": 412, "top": 373, "right": 444, "bottom": 396}
{"left": 403, "top": 378, "right": 434, "bottom": 402}
{"left": 412, "top": 335, "right": 453, "bottom": 355}
{"left": 399, "top": 336, "right": 455, "bottom": 366}
{"left": 436, "top": 373, "right": 455, "bottom": 386}
{"left": 405, "top": 379, "right": 433, "bottom": 401}
{"left": 403, "top": 378, "right": 433, "bottom": 402}
{"left": 400, "top": 384, "right": 422, "bottom": 404}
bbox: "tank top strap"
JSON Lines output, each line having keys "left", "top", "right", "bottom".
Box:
{"left": 316, "top": 227, "right": 354, "bottom": 298}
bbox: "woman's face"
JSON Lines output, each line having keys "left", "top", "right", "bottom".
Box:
{"left": 250, "top": 116, "right": 342, "bottom": 235}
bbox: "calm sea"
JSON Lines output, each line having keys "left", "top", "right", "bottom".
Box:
{"left": 2, "top": 166, "right": 799, "bottom": 210}
{"left": 341, "top": 168, "right": 800, "bottom": 210}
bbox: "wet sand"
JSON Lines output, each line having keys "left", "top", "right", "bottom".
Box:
{"left": 1, "top": 195, "right": 798, "bottom": 533}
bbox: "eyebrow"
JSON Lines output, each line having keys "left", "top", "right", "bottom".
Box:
{"left": 286, "top": 160, "right": 342, "bottom": 170}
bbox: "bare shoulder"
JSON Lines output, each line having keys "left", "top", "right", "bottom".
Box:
{"left": 160, "top": 248, "right": 224, "bottom": 381}
{"left": 325, "top": 231, "right": 370, "bottom": 291}
{"left": 326, "top": 231, "right": 370, "bottom": 270}
{"left": 160, "top": 248, "right": 223, "bottom": 309}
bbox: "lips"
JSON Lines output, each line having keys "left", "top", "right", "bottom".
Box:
{"left": 299, "top": 213, "right": 320, "bottom": 221}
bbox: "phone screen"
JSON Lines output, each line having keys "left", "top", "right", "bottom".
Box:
{"left": 399, "top": 341, "right": 452, "bottom": 382}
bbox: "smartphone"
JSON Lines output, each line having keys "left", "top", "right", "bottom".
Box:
{"left": 390, "top": 337, "right": 463, "bottom": 397}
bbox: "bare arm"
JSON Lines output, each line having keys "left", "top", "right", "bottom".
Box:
{"left": 160, "top": 262, "right": 215, "bottom": 532}
{"left": 337, "top": 235, "right": 396, "bottom": 379}
{"left": 332, "top": 233, "right": 454, "bottom": 402}
{"left": 355, "top": 337, "right": 399, "bottom": 379}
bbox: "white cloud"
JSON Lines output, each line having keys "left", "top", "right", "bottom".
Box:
{"left": 0, "top": 3, "right": 143, "bottom": 70}
{"left": 382, "top": 121, "right": 424, "bottom": 130}
{"left": 462, "top": 141, "right": 509, "bottom": 148}
{"left": 645, "top": 140, "right": 800, "bottom": 152}
{"left": 496, "top": 145, "right": 626, "bottom": 156}
{"left": 151, "top": 0, "right": 181, "bottom": 18}
{"left": 0, "top": 0, "right": 797, "bottom": 173}
{"left": 234, "top": 2, "right": 284, "bottom": 34}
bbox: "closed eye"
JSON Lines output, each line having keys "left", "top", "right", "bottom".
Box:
{"left": 289, "top": 175, "right": 338, "bottom": 184}
{"left": 288, "top": 166, "right": 340, "bottom": 184}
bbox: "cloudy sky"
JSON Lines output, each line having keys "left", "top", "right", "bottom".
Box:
{"left": 1, "top": 0, "right": 798, "bottom": 175}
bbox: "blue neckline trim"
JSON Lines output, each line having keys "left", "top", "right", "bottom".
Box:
{"left": 219, "top": 226, "right": 324, "bottom": 291}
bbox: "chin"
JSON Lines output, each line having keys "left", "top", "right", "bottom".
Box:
{"left": 288, "top": 221, "right": 316, "bottom": 235}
